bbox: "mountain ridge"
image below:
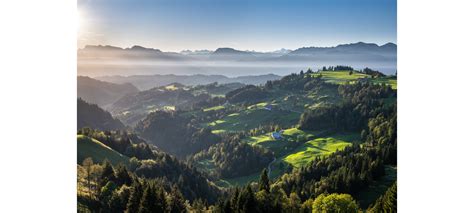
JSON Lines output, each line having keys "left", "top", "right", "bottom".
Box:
{"left": 80, "top": 42, "right": 396, "bottom": 55}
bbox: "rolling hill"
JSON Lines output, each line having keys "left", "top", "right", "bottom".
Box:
{"left": 96, "top": 74, "right": 281, "bottom": 91}
{"left": 77, "top": 98, "right": 125, "bottom": 130}
{"left": 77, "top": 76, "right": 139, "bottom": 108}
{"left": 77, "top": 135, "right": 129, "bottom": 165}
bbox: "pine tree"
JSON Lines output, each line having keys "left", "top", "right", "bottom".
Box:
{"left": 370, "top": 181, "right": 397, "bottom": 213}
{"left": 100, "top": 160, "right": 115, "bottom": 188}
{"left": 126, "top": 181, "right": 143, "bottom": 213}
{"left": 258, "top": 168, "right": 270, "bottom": 192}
{"left": 138, "top": 184, "right": 164, "bottom": 213}
{"left": 115, "top": 164, "right": 132, "bottom": 186}
{"left": 156, "top": 188, "right": 168, "bottom": 213}
{"left": 168, "top": 185, "right": 186, "bottom": 213}
{"left": 242, "top": 185, "right": 257, "bottom": 212}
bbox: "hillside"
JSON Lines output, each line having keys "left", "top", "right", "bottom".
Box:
{"left": 77, "top": 135, "right": 130, "bottom": 165}
{"left": 77, "top": 76, "right": 139, "bottom": 108}
{"left": 96, "top": 74, "right": 281, "bottom": 90}
{"left": 180, "top": 68, "right": 396, "bottom": 189}
{"left": 108, "top": 83, "right": 214, "bottom": 126}
{"left": 76, "top": 130, "right": 223, "bottom": 206}
{"left": 77, "top": 66, "right": 397, "bottom": 212}
{"left": 77, "top": 98, "right": 125, "bottom": 130}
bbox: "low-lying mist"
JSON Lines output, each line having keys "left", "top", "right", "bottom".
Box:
{"left": 78, "top": 59, "right": 396, "bottom": 78}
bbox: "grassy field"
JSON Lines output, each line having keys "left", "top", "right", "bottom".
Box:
{"left": 354, "top": 166, "right": 397, "bottom": 209}
{"left": 282, "top": 133, "right": 358, "bottom": 168}
{"left": 311, "top": 71, "right": 397, "bottom": 89}
{"left": 247, "top": 129, "right": 358, "bottom": 169}
{"left": 77, "top": 135, "right": 129, "bottom": 166}
{"left": 245, "top": 127, "right": 320, "bottom": 156}
{"left": 203, "top": 105, "right": 225, "bottom": 112}
{"left": 206, "top": 107, "right": 300, "bottom": 133}
{"left": 315, "top": 70, "right": 371, "bottom": 83}
{"left": 210, "top": 130, "right": 358, "bottom": 187}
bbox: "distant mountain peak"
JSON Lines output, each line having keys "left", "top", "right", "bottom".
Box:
{"left": 335, "top": 42, "right": 379, "bottom": 49}
{"left": 129, "top": 45, "right": 162, "bottom": 52}
{"left": 381, "top": 42, "right": 397, "bottom": 49}
{"left": 213, "top": 47, "right": 250, "bottom": 55}
{"left": 83, "top": 45, "right": 123, "bottom": 51}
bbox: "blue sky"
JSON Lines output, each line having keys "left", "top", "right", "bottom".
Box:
{"left": 78, "top": 0, "right": 396, "bottom": 51}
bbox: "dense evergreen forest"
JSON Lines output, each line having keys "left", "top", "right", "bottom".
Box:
{"left": 77, "top": 98, "right": 125, "bottom": 131}
{"left": 78, "top": 66, "right": 397, "bottom": 212}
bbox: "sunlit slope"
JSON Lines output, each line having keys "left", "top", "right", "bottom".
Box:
{"left": 206, "top": 129, "right": 358, "bottom": 187}
{"left": 77, "top": 135, "right": 129, "bottom": 165}
{"left": 246, "top": 129, "right": 358, "bottom": 168}
{"left": 206, "top": 106, "right": 300, "bottom": 133}
{"left": 282, "top": 133, "right": 358, "bottom": 168}
{"left": 312, "top": 70, "right": 397, "bottom": 89}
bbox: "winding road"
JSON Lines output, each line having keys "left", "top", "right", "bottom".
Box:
{"left": 267, "top": 157, "right": 277, "bottom": 177}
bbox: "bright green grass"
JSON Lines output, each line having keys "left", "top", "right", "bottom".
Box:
{"left": 354, "top": 166, "right": 397, "bottom": 209}
{"left": 315, "top": 70, "right": 370, "bottom": 83}
{"left": 245, "top": 128, "right": 320, "bottom": 156}
{"left": 282, "top": 133, "right": 358, "bottom": 168}
{"left": 165, "top": 84, "right": 178, "bottom": 91}
{"left": 206, "top": 108, "right": 300, "bottom": 133}
{"left": 205, "top": 130, "right": 357, "bottom": 187}
{"left": 203, "top": 105, "right": 225, "bottom": 112}
{"left": 310, "top": 71, "right": 397, "bottom": 89}
{"left": 77, "top": 135, "right": 129, "bottom": 166}
{"left": 247, "top": 101, "right": 271, "bottom": 110}
{"left": 211, "top": 129, "right": 226, "bottom": 134}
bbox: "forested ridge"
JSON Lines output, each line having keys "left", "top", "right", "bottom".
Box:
{"left": 77, "top": 98, "right": 125, "bottom": 131}
{"left": 78, "top": 66, "right": 397, "bottom": 212}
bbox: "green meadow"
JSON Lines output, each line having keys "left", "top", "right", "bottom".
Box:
{"left": 206, "top": 106, "right": 300, "bottom": 133}
{"left": 77, "top": 135, "right": 129, "bottom": 166}
{"left": 311, "top": 70, "right": 397, "bottom": 89}
{"left": 245, "top": 127, "right": 320, "bottom": 156}
{"left": 282, "top": 133, "right": 358, "bottom": 168}
{"left": 203, "top": 105, "right": 225, "bottom": 112}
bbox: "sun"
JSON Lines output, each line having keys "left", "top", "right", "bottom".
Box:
{"left": 77, "top": 10, "right": 83, "bottom": 33}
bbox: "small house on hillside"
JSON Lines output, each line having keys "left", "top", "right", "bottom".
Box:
{"left": 264, "top": 104, "right": 273, "bottom": 111}
{"left": 271, "top": 130, "right": 284, "bottom": 140}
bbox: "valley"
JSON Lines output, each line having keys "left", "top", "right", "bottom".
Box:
{"left": 77, "top": 67, "right": 397, "bottom": 212}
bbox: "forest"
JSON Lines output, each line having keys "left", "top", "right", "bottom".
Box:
{"left": 77, "top": 66, "right": 397, "bottom": 212}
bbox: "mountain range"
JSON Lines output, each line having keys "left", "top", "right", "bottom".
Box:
{"left": 78, "top": 42, "right": 397, "bottom": 76}
{"left": 78, "top": 42, "right": 396, "bottom": 62}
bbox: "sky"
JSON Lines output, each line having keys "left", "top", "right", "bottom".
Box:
{"left": 77, "top": 0, "right": 396, "bottom": 52}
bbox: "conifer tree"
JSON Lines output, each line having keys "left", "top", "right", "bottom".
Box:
{"left": 126, "top": 181, "right": 143, "bottom": 213}
{"left": 138, "top": 184, "right": 163, "bottom": 213}
{"left": 168, "top": 185, "right": 186, "bottom": 213}
{"left": 100, "top": 160, "right": 115, "bottom": 188}
{"left": 258, "top": 168, "right": 270, "bottom": 192}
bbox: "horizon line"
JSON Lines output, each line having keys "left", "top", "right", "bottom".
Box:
{"left": 77, "top": 41, "right": 397, "bottom": 52}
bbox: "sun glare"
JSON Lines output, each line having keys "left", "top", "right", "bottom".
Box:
{"left": 77, "top": 10, "right": 83, "bottom": 33}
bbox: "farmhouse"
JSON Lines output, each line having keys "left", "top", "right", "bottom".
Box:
{"left": 264, "top": 104, "right": 273, "bottom": 111}
{"left": 271, "top": 130, "right": 284, "bottom": 140}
